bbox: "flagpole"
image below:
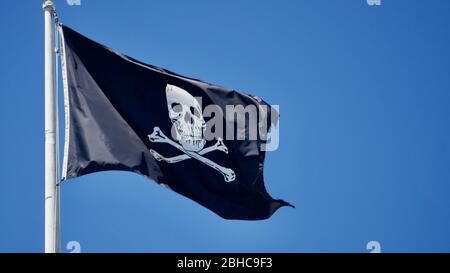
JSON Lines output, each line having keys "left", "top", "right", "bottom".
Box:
{"left": 43, "top": 0, "right": 60, "bottom": 253}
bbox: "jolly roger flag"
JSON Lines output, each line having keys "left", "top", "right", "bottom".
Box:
{"left": 59, "top": 24, "right": 293, "bottom": 220}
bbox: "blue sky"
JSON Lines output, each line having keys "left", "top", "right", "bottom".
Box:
{"left": 1, "top": 0, "right": 450, "bottom": 252}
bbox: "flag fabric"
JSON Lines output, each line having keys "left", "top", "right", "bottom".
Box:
{"left": 59, "top": 24, "right": 292, "bottom": 220}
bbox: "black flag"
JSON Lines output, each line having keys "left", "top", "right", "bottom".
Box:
{"left": 59, "top": 24, "right": 292, "bottom": 220}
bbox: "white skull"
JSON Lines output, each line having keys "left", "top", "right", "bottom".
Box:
{"left": 166, "top": 84, "right": 206, "bottom": 152}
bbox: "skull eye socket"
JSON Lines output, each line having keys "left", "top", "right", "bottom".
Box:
{"left": 190, "top": 106, "right": 201, "bottom": 118}
{"left": 171, "top": 103, "right": 182, "bottom": 113}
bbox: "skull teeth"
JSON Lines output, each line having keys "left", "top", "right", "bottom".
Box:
{"left": 173, "top": 122, "right": 205, "bottom": 151}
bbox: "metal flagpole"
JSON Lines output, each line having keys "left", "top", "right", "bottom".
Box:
{"left": 43, "top": 0, "right": 60, "bottom": 253}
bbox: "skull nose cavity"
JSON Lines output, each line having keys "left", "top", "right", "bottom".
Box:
{"left": 184, "top": 112, "right": 193, "bottom": 124}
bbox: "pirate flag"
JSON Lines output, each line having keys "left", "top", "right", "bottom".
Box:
{"left": 59, "top": 24, "right": 293, "bottom": 220}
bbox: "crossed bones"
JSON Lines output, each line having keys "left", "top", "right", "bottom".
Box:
{"left": 148, "top": 127, "right": 236, "bottom": 182}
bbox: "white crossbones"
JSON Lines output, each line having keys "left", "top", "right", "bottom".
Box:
{"left": 148, "top": 127, "right": 236, "bottom": 182}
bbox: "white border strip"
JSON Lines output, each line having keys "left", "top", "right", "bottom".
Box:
{"left": 58, "top": 25, "right": 70, "bottom": 180}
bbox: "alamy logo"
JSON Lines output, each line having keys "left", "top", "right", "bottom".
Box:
{"left": 66, "top": 241, "right": 81, "bottom": 253}
{"left": 66, "top": 0, "right": 81, "bottom": 6}
{"left": 366, "top": 241, "right": 381, "bottom": 253}
{"left": 367, "top": 0, "right": 381, "bottom": 6}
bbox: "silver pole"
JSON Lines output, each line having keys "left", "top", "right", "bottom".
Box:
{"left": 43, "top": 0, "right": 60, "bottom": 253}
